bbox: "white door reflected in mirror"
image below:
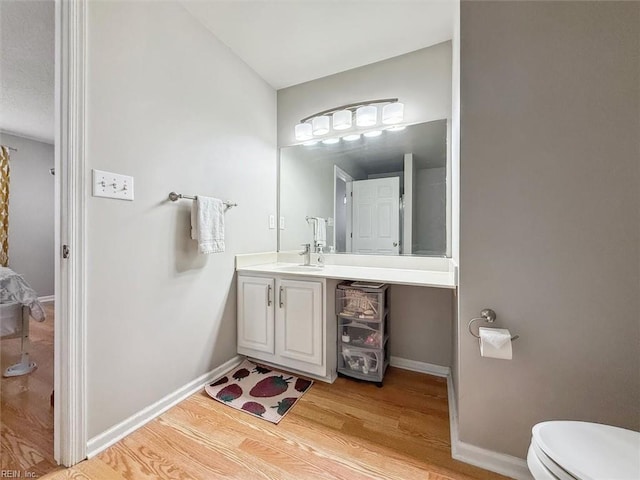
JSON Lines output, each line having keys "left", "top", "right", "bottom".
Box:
{"left": 352, "top": 177, "right": 400, "bottom": 255}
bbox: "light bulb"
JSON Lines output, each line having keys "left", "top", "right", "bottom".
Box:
{"left": 343, "top": 134, "right": 361, "bottom": 142}
{"left": 312, "top": 116, "right": 330, "bottom": 135}
{"left": 322, "top": 137, "right": 340, "bottom": 145}
{"left": 356, "top": 105, "right": 377, "bottom": 127}
{"left": 382, "top": 102, "right": 404, "bottom": 125}
{"left": 332, "top": 110, "right": 352, "bottom": 130}
{"left": 363, "top": 130, "right": 382, "bottom": 138}
{"left": 294, "top": 122, "right": 313, "bottom": 141}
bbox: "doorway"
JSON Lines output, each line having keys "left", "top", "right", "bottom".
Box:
{"left": 0, "top": 0, "right": 58, "bottom": 476}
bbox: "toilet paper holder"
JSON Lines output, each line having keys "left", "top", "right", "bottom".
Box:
{"left": 468, "top": 309, "right": 520, "bottom": 341}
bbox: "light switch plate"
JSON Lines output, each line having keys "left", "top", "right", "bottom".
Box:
{"left": 92, "top": 169, "right": 134, "bottom": 201}
{"left": 279, "top": 216, "right": 285, "bottom": 230}
{"left": 269, "top": 215, "right": 276, "bottom": 229}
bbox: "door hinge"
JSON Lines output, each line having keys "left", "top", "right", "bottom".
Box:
{"left": 62, "top": 244, "right": 70, "bottom": 259}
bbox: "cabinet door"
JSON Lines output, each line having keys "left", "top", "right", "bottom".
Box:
{"left": 277, "top": 279, "right": 323, "bottom": 366}
{"left": 237, "top": 276, "right": 275, "bottom": 355}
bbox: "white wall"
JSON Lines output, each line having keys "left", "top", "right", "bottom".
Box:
{"left": 459, "top": 1, "right": 639, "bottom": 458}
{"left": 279, "top": 150, "right": 336, "bottom": 252}
{"left": 85, "top": 2, "right": 276, "bottom": 438}
{"left": 0, "top": 133, "right": 54, "bottom": 296}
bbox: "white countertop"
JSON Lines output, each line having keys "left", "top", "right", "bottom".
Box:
{"left": 236, "top": 254, "right": 457, "bottom": 289}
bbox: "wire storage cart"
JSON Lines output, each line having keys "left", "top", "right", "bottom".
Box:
{"left": 336, "top": 281, "right": 389, "bottom": 387}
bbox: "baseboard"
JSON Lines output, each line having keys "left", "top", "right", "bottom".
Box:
{"left": 390, "top": 356, "right": 450, "bottom": 377}
{"left": 447, "top": 376, "right": 532, "bottom": 480}
{"left": 38, "top": 295, "right": 55, "bottom": 303}
{"left": 452, "top": 440, "right": 532, "bottom": 480}
{"left": 86, "top": 355, "right": 243, "bottom": 458}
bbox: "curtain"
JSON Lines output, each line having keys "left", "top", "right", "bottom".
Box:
{"left": 0, "top": 146, "right": 9, "bottom": 267}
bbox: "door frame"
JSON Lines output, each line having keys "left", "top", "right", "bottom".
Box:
{"left": 333, "top": 165, "right": 353, "bottom": 252}
{"left": 54, "top": 0, "right": 87, "bottom": 466}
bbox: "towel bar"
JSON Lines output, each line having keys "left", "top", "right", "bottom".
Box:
{"left": 168, "top": 191, "right": 237, "bottom": 209}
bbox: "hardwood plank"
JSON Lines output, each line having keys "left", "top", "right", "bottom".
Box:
{"left": 1, "top": 302, "right": 55, "bottom": 475}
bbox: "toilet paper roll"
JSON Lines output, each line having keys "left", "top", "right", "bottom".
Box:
{"left": 479, "top": 327, "right": 512, "bottom": 360}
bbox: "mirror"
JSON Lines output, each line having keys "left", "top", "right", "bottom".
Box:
{"left": 279, "top": 120, "right": 449, "bottom": 256}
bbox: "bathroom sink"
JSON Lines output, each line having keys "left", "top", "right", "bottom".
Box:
{"left": 276, "top": 264, "right": 325, "bottom": 273}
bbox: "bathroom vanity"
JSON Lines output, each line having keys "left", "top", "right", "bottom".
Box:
{"left": 237, "top": 272, "right": 340, "bottom": 382}
{"left": 236, "top": 117, "right": 456, "bottom": 382}
{"left": 236, "top": 252, "right": 456, "bottom": 382}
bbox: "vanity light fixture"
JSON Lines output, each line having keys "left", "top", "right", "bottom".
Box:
{"left": 322, "top": 137, "right": 340, "bottom": 145}
{"left": 294, "top": 98, "right": 404, "bottom": 144}
{"left": 385, "top": 125, "right": 406, "bottom": 132}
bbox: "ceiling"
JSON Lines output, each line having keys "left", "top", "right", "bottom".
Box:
{"left": 0, "top": 0, "right": 55, "bottom": 144}
{"left": 0, "top": 1, "right": 454, "bottom": 144}
{"left": 181, "top": 1, "right": 455, "bottom": 89}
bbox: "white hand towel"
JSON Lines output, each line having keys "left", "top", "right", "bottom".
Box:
{"left": 191, "top": 196, "right": 225, "bottom": 254}
{"left": 314, "top": 217, "right": 326, "bottom": 247}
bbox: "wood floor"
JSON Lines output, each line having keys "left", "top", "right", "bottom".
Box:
{"left": 41, "top": 365, "right": 508, "bottom": 480}
{"left": 1, "top": 301, "right": 57, "bottom": 476}
{"left": 1, "top": 304, "right": 509, "bottom": 479}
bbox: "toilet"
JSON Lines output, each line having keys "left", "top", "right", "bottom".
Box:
{"left": 527, "top": 421, "right": 640, "bottom": 479}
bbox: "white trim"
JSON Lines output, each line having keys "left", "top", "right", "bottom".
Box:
{"left": 333, "top": 165, "right": 354, "bottom": 251}
{"left": 452, "top": 440, "right": 532, "bottom": 480}
{"left": 86, "top": 356, "right": 244, "bottom": 458}
{"left": 447, "top": 376, "right": 532, "bottom": 480}
{"left": 390, "top": 356, "right": 450, "bottom": 377}
{"left": 38, "top": 295, "right": 55, "bottom": 303}
{"left": 55, "top": 0, "right": 87, "bottom": 467}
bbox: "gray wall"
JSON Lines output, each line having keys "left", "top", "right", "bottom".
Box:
{"left": 389, "top": 286, "right": 452, "bottom": 366}
{"left": 0, "top": 133, "right": 54, "bottom": 296}
{"left": 416, "top": 167, "right": 446, "bottom": 255}
{"left": 459, "top": 0, "right": 640, "bottom": 458}
{"left": 85, "top": 2, "right": 276, "bottom": 438}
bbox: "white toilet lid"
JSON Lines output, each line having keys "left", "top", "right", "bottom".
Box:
{"left": 532, "top": 421, "right": 640, "bottom": 480}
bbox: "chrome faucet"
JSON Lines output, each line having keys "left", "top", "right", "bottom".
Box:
{"left": 299, "top": 243, "right": 311, "bottom": 266}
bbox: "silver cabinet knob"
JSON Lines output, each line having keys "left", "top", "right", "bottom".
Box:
{"left": 393, "top": 242, "right": 398, "bottom": 247}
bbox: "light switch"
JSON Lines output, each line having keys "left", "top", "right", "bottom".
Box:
{"left": 269, "top": 215, "right": 276, "bottom": 229}
{"left": 92, "top": 169, "right": 134, "bottom": 201}
{"left": 279, "top": 216, "right": 285, "bottom": 230}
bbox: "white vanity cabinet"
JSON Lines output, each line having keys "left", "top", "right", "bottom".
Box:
{"left": 237, "top": 274, "right": 336, "bottom": 381}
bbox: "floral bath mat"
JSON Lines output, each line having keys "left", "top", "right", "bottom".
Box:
{"left": 204, "top": 359, "right": 313, "bottom": 424}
